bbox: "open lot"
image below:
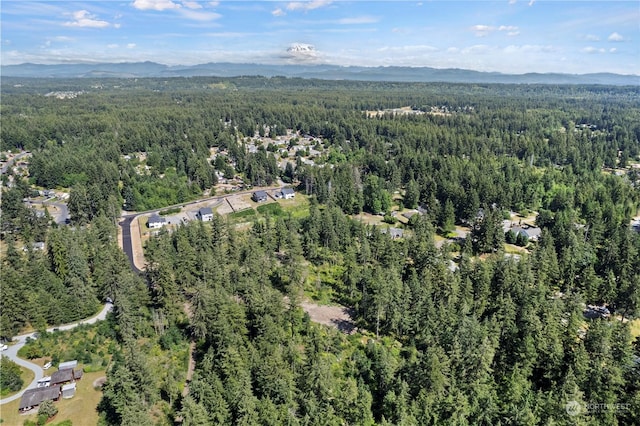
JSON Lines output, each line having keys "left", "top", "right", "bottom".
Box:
{"left": 227, "top": 193, "right": 256, "bottom": 212}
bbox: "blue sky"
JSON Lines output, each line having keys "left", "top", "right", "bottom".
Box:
{"left": 2, "top": 1, "right": 638, "bottom": 74}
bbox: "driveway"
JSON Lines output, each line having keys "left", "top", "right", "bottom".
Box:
{"left": 0, "top": 302, "right": 112, "bottom": 405}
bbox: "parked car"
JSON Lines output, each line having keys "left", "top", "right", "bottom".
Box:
{"left": 0, "top": 344, "right": 8, "bottom": 351}
{"left": 43, "top": 361, "right": 52, "bottom": 370}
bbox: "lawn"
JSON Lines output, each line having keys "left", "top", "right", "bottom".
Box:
{"left": 257, "top": 202, "right": 284, "bottom": 216}
{"left": 228, "top": 208, "right": 257, "bottom": 221}
{"left": 0, "top": 371, "right": 105, "bottom": 426}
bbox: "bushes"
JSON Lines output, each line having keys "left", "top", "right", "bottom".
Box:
{"left": 0, "top": 357, "right": 24, "bottom": 394}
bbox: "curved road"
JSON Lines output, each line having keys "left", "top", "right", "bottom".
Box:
{"left": 0, "top": 302, "right": 113, "bottom": 405}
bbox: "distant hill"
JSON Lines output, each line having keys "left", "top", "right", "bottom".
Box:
{"left": 2, "top": 61, "right": 638, "bottom": 85}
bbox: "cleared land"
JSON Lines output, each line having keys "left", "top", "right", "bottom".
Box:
{"left": 300, "top": 300, "right": 357, "bottom": 335}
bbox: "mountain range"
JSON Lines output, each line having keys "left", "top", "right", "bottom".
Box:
{"left": 2, "top": 61, "right": 638, "bottom": 85}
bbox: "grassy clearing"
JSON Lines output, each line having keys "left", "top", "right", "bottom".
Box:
{"left": 0, "top": 371, "right": 105, "bottom": 426}
{"left": 229, "top": 208, "right": 256, "bottom": 221}
{"left": 257, "top": 202, "right": 284, "bottom": 216}
{"left": 630, "top": 318, "right": 640, "bottom": 341}
{"left": 504, "top": 243, "right": 529, "bottom": 254}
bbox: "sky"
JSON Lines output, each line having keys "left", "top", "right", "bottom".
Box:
{"left": 1, "top": 1, "right": 638, "bottom": 75}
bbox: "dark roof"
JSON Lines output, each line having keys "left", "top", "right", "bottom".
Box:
{"left": 19, "top": 385, "right": 60, "bottom": 410}
{"left": 74, "top": 369, "right": 84, "bottom": 380}
{"left": 51, "top": 368, "right": 74, "bottom": 385}
{"left": 198, "top": 207, "right": 213, "bottom": 216}
{"left": 148, "top": 214, "right": 166, "bottom": 224}
{"left": 281, "top": 188, "right": 295, "bottom": 195}
{"left": 253, "top": 191, "right": 268, "bottom": 200}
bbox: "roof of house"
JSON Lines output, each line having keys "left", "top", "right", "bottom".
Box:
{"left": 281, "top": 188, "right": 295, "bottom": 195}
{"left": 148, "top": 214, "right": 166, "bottom": 224}
{"left": 58, "top": 360, "right": 77, "bottom": 370}
{"left": 19, "top": 385, "right": 61, "bottom": 410}
{"left": 61, "top": 383, "right": 76, "bottom": 392}
{"left": 51, "top": 368, "right": 74, "bottom": 385}
{"left": 198, "top": 207, "right": 213, "bottom": 216}
{"left": 253, "top": 190, "right": 268, "bottom": 198}
{"left": 74, "top": 369, "right": 83, "bottom": 380}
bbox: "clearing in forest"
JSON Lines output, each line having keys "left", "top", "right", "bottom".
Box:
{"left": 299, "top": 300, "right": 357, "bottom": 335}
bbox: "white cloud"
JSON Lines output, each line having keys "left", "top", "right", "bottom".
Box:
{"left": 182, "top": 1, "right": 202, "bottom": 9}
{"left": 127, "top": 43, "right": 137, "bottom": 49}
{"left": 471, "top": 25, "right": 494, "bottom": 37}
{"left": 272, "top": 8, "right": 286, "bottom": 17}
{"left": 472, "top": 24, "right": 519, "bottom": 37}
{"left": 179, "top": 8, "right": 221, "bottom": 20}
{"left": 338, "top": 16, "right": 378, "bottom": 25}
{"left": 208, "top": 1, "right": 219, "bottom": 6}
{"left": 462, "top": 44, "right": 493, "bottom": 54}
{"left": 584, "top": 34, "right": 600, "bottom": 41}
{"left": 132, "top": 0, "right": 181, "bottom": 11}
{"left": 528, "top": 0, "right": 535, "bottom": 6}
{"left": 286, "top": 1, "right": 332, "bottom": 12}
{"left": 114, "top": 23, "right": 122, "bottom": 29}
{"left": 610, "top": 47, "right": 617, "bottom": 53}
{"left": 509, "top": 0, "right": 517, "bottom": 4}
{"left": 581, "top": 46, "right": 606, "bottom": 54}
{"left": 608, "top": 32, "right": 624, "bottom": 42}
{"left": 63, "top": 10, "right": 110, "bottom": 28}
{"left": 107, "top": 44, "right": 119, "bottom": 48}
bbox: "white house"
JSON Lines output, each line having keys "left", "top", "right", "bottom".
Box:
{"left": 148, "top": 215, "right": 167, "bottom": 229}
{"left": 197, "top": 207, "right": 214, "bottom": 222}
{"left": 281, "top": 188, "right": 295, "bottom": 199}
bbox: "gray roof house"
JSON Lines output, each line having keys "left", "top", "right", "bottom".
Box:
{"left": 252, "top": 191, "right": 268, "bottom": 203}
{"left": 19, "top": 385, "right": 61, "bottom": 411}
{"left": 511, "top": 226, "right": 542, "bottom": 241}
{"left": 197, "top": 207, "right": 214, "bottom": 222}
{"left": 281, "top": 188, "right": 295, "bottom": 199}
{"left": 148, "top": 215, "right": 167, "bottom": 229}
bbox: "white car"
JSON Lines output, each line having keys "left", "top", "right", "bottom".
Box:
{"left": 0, "top": 344, "right": 8, "bottom": 351}
{"left": 43, "top": 362, "right": 52, "bottom": 370}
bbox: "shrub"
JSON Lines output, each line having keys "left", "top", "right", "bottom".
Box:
{"left": 38, "top": 400, "right": 58, "bottom": 422}
{"left": 0, "top": 357, "right": 24, "bottom": 393}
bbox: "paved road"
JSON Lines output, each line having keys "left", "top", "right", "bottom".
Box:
{"left": 25, "top": 199, "right": 69, "bottom": 225}
{"left": 118, "top": 216, "right": 140, "bottom": 273}
{"left": 0, "top": 302, "right": 113, "bottom": 405}
{"left": 0, "top": 151, "right": 31, "bottom": 175}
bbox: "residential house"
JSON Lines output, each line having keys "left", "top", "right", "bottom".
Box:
{"left": 252, "top": 191, "right": 268, "bottom": 203}
{"left": 511, "top": 226, "right": 542, "bottom": 242}
{"left": 197, "top": 207, "right": 214, "bottom": 222}
{"left": 275, "top": 188, "right": 295, "bottom": 199}
{"left": 148, "top": 215, "right": 166, "bottom": 229}
{"left": 280, "top": 188, "right": 295, "bottom": 199}
{"left": 19, "top": 385, "right": 61, "bottom": 412}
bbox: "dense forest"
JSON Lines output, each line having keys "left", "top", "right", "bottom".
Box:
{"left": 1, "top": 77, "right": 640, "bottom": 425}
